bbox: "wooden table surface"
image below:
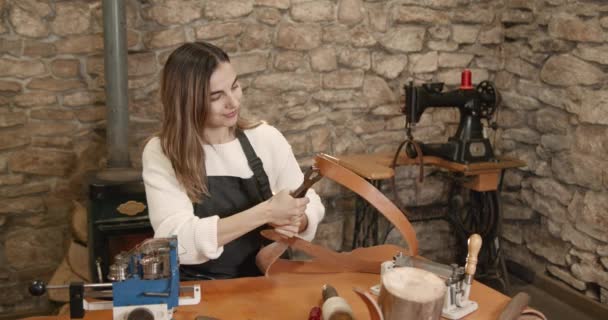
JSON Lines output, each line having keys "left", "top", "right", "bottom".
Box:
{"left": 336, "top": 153, "right": 526, "bottom": 180}
{"left": 23, "top": 272, "right": 510, "bottom": 320}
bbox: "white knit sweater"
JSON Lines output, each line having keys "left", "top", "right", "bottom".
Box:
{"left": 142, "top": 123, "right": 325, "bottom": 265}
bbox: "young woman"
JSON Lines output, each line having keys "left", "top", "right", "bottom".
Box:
{"left": 142, "top": 42, "right": 325, "bottom": 279}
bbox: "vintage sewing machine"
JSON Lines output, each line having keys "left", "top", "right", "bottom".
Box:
{"left": 371, "top": 234, "right": 482, "bottom": 319}
{"left": 30, "top": 237, "right": 200, "bottom": 320}
{"left": 403, "top": 70, "right": 500, "bottom": 163}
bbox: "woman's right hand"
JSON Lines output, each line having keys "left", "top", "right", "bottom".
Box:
{"left": 265, "top": 189, "right": 309, "bottom": 226}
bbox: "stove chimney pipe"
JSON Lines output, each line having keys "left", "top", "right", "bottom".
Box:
{"left": 102, "top": 0, "right": 130, "bottom": 168}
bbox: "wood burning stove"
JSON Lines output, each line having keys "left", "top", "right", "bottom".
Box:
{"left": 88, "top": 175, "right": 153, "bottom": 282}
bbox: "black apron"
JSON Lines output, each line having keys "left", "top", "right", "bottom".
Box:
{"left": 180, "top": 130, "right": 273, "bottom": 280}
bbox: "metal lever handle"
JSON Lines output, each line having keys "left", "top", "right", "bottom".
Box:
{"left": 290, "top": 167, "right": 323, "bottom": 198}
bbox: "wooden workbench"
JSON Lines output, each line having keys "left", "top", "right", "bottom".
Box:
{"left": 336, "top": 153, "right": 525, "bottom": 191}
{"left": 24, "top": 270, "right": 511, "bottom": 320}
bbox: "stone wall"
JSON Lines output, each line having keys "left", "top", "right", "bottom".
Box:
{"left": 0, "top": 0, "right": 606, "bottom": 317}
{"left": 495, "top": 0, "right": 608, "bottom": 304}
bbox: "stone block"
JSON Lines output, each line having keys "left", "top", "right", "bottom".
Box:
{"left": 255, "top": 7, "right": 281, "bottom": 25}
{"left": 63, "top": 91, "right": 102, "bottom": 107}
{"left": 367, "top": 4, "right": 387, "bottom": 32}
{"left": 0, "top": 196, "right": 45, "bottom": 215}
{"left": 379, "top": 27, "right": 425, "bottom": 53}
{"left": 312, "top": 90, "right": 356, "bottom": 103}
{"left": 438, "top": 53, "right": 473, "bottom": 68}
{"left": 502, "top": 222, "right": 524, "bottom": 244}
{"left": 255, "top": 0, "right": 290, "bottom": 9}
{"left": 573, "top": 126, "right": 608, "bottom": 156}
{"left": 350, "top": 25, "right": 377, "bottom": 48}
{"left": 501, "top": 9, "right": 534, "bottom": 23}
{"left": 451, "top": 8, "right": 495, "bottom": 24}
{"left": 477, "top": 26, "right": 504, "bottom": 44}
{"left": 338, "top": 48, "right": 370, "bottom": 70}
{"left": 548, "top": 14, "right": 604, "bottom": 43}
{"left": 205, "top": 0, "right": 253, "bottom": 19}
{"left": 410, "top": 51, "right": 438, "bottom": 73}
{"left": 428, "top": 26, "right": 450, "bottom": 40}
{"left": 547, "top": 265, "right": 586, "bottom": 291}
{"left": 371, "top": 52, "right": 407, "bottom": 79}
{"left": 310, "top": 47, "right": 337, "bottom": 72}
{"left": 322, "top": 25, "right": 351, "bottom": 44}
{"left": 75, "top": 106, "right": 105, "bottom": 122}
{"left": 452, "top": 25, "right": 480, "bottom": 44}
{"left": 195, "top": 22, "right": 242, "bottom": 40}
{"left": 501, "top": 128, "right": 540, "bottom": 144}
{"left": 505, "top": 58, "right": 537, "bottom": 79}
{"left": 321, "top": 70, "right": 364, "bottom": 89}
{"left": 0, "top": 58, "right": 45, "bottom": 78}
{"left": 128, "top": 52, "right": 157, "bottom": 77}
{"left": 56, "top": 34, "right": 104, "bottom": 54}
{"left": 276, "top": 23, "right": 322, "bottom": 50}
{"left": 561, "top": 224, "right": 600, "bottom": 252}
{"left": 231, "top": 53, "right": 268, "bottom": 75}
{"left": 291, "top": 0, "right": 334, "bottom": 22}
{"left": 0, "top": 182, "right": 51, "bottom": 198}
{"left": 0, "top": 111, "right": 26, "bottom": 128}
{"left": 566, "top": 88, "right": 608, "bottom": 126}
{"left": 5, "top": 225, "right": 66, "bottom": 270}
{"left": 541, "top": 55, "right": 604, "bottom": 86}
{"left": 552, "top": 153, "right": 604, "bottom": 191}
{"left": 51, "top": 2, "right": 91, "bottom": 36}
{"left": 337, "top": 0, "right": 364, "bottom": 25}
{"left": 27, "top": 77, "right": 85, "bottom": 92}
{"left": 394, "top": 6, "right": 449, "bottom": 24}
{"left": 573, "top": 44, "right": 608, "bottom": 65}
{"left": 143, "top": 0, "right": 203, "bottom": 26}
{"left": 254, "top": 72, "right": 319, "bottom": 91}
{"left": 0, "top": 80, "right": 21, "bottom": 95}
{"left": 32, "top": 136, "right": 73, "bottom": 149}
{"left": 50, "top": 59, "right": 80, "bottom": 78}
{"left": 524, "top": 225, "right": 570, "bottom": 266}
{"left": 363, "top": 75, "right": 395, "bottom": 107}
{"left": 0, "top": 131, "right": 29, "bottom": 151}
{"left": 529, "top": 177, "right": 572, "bottom": 206}
{"left": 10, "top": 0, "right": 51, "bottom": 38}
{"left": 9, "top": 149, "right": 75, "bottom": 176}
{"left": 145, "top": 28, "right": 186, "bottom": 49}
{"left": 240, "top": 24, "right": 272, "bottom": 51}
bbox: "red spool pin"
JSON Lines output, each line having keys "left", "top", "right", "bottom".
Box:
{"left": 460, "top": 69, "right": 473, "bottom": 90}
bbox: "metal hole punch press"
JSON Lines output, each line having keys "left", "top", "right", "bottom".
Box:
{"left": 403, "top": 69, "right": 500, "bottom": 163}
{"left": 371, "top": 234, "right": 482, "bottom": 319}
{"left": 29, "top": 237, "right": 201, "bottom": 320}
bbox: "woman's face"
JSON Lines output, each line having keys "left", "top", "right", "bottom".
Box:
{"left": 206, "top": 62, "right": 242, "bottom": 129}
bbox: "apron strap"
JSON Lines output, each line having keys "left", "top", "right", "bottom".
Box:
{"left": 236, "top": 128, "right": 273, "bottom": 201}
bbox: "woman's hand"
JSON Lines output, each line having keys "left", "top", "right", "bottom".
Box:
{"left": 265, "top": 189, "right": 309, "bottom": 226}
{"left": 273, "top": 214, "right": 308, "bottom": 237}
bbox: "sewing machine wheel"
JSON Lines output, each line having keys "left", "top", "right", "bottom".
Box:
{"left": 476, "top": 81, "right": 498, "bottom": 119}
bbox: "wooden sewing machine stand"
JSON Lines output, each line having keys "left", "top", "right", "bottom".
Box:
{"left": 335, "top": 152, "right": 525, "bottom": 292}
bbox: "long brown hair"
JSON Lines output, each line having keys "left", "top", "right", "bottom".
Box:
{"left": 159, "top": 42, "right": 259, "bottom": 202}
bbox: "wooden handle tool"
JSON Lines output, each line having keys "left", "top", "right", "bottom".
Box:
{"left": 464, "top": 233, "right": 482, "bottom": 282}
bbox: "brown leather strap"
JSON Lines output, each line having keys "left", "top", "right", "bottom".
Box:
{"left": 256, "top": 153, "right": 418, "bottom": 276}
{"left": 315, "top": 154, "right": 418, "bottom": 255}
{"left": 499, "top": 292, "right": 530, "bottom": 320}
{"left": 260, "top": 230, "right": 384, "bottom": 274}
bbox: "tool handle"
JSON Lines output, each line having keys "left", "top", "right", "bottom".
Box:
{"left": 322, "top": 284, "right": 339, "bottom": 301}
{"left": 465, "top": 234, "right": 482, "bottom": 276}
{"left": 498, "top": 292, "right": 530, "bottom": 320}
{"left": 291, "top": 167, "right": 322, "bottom": 198}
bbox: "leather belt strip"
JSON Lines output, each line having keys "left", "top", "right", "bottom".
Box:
{"left": 314, "top": 153, "right": 418, "bottom": 255}
{"left": 256, "top": 153, "right": 419, "bottom": 275}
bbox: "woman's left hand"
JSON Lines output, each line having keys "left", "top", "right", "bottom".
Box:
{"left": 273, "top": 214, "right": 308, "bottom": 237}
